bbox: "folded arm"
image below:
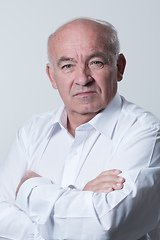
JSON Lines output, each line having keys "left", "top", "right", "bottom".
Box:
{"left": 0, "top": 131, "right": 123, "bottom": 240}
{"left": 15, "top": 128, "right": 160, "bottom": 240}
{"left": 15, "top": 167, "right": 160, "bottom": 240}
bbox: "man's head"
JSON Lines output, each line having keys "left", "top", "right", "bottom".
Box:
{"left": 46, "top": 18, "right": 126, "bottom": 123}
{"left": 48, "top": 18, "right": 120, "bottom": 67}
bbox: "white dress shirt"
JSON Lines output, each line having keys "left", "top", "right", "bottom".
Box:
{"left": 0, "top": 93, "right": 160, "bottom": 240}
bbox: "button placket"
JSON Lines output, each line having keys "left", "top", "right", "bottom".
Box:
{"left": 61, "top": 130, "right": 87, "bottom": 188}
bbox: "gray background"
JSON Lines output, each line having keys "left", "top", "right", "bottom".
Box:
{"left": 0, "top": 0, "right": 160, "bottom": 163}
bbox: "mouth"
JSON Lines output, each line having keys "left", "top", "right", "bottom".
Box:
{"left": 74, "top": 91, "right": 97, "bottom": 97}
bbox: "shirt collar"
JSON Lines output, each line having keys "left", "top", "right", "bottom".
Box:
{"left": 88, "top": 93, "right": 122, "bottom": 138}
{"left": 50, "top": 104, "right": 67, "bottom": 129}
{"left": 51, "top": 93, "right": 122, "bottom": 139}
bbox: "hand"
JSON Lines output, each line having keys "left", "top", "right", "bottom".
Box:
{"left": 15, "top": 170, "right": 41, "bottom": 198}
{"left": 82, "top": 169, "right": 125, "bottom": 193}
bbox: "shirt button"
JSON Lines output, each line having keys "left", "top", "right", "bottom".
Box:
{"left": 71, "top": 151, "right": 77, "bottom": 157}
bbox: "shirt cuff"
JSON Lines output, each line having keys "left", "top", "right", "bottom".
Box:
{"left": 15, "top": 177, "right": 52, "bottom": 213}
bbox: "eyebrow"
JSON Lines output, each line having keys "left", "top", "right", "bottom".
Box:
{"left": 86, "top": 51, "right": 108, "bottom": 62}
{"left": 57, "top": 51, "right": 108, "bottom": 67}
{"left": 57, "top": 57, "right": 77, "bottom": 67}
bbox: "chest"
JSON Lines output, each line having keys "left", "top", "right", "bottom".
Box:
{"left": 30, "top": 128, "right": 116, "bottom": 190}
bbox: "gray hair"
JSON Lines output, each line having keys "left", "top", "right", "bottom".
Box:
{"left": 47, "top": 17, "right": 120, "bottom": 66}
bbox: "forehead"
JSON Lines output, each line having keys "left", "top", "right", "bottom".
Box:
{"left": 50, "top": 22, "right": 108, "bottom": 60}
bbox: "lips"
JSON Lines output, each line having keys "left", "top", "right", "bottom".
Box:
{"left": 73, "top": 91, "right": 96, "bottom": 97}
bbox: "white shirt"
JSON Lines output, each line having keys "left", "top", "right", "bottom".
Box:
{"left": 0, "top": 93, "right": 160, "bottom": 240}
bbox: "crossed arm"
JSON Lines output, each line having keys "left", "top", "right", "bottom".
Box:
{"left": 1, "top": 123, "right": 160, "bottom": 239}
{"left": 15, "top": 166, "right": 160, "bottom": 240}
{"left": 16, "top": 169, "right": 125, "bottom": 197}
{"left": 14, "top": 169, "right": 126, "bottom": 239}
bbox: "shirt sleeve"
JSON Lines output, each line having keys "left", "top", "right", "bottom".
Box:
{"left": 0, "top": 130, "right": 44, "bottom": 240}
{"left": 15, "top": 127, "right": 160, "bottom": 240}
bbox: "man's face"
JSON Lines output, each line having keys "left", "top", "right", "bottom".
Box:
{"left": 47, "top": 22, "right": 123, "bottom": 119}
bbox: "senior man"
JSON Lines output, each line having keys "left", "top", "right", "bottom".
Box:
{"left": 0, "top": 18, "right": 160, "bottom": 240}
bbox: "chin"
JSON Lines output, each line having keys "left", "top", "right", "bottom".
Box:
{"left": 77, "top": 106, "right": 104, "bottom": 116}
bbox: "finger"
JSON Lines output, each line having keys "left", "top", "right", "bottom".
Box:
{"left": 101, "top": 181, "right": 124, "bottom": 191}
{"left": 100, "top": 169, "right": 122, "bottom": 176}
{"left": 95, "top": 181, "right": 124, "bottom": 193}
{"left": 113, "top": 182, "right": 124, "bottom": 190}
{"left": 117, "top": 176, "right": 125, "bottom": 183}
{"left": 97, "top": 174, "right": 125, "bottom": 185}
{"left": 108, "top": 176, "right": 125, "bottom": 190}
{"left": 92, "top": 187, "right": 114, "bottom": 194}
{"left": 96, "top": 176, "right": 125, "bottom": 191}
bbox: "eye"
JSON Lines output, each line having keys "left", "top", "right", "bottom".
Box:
{"left": 62, "top": 64, "right": 72, "bottom": 69}
{"left": 61, "top": 64, "right": 74, "bottom": 73}
{"left": 94, "top": 61, "right": 103, "bottom": 66}
{"left": 90, "top": 60, "right": 104, "bottom": 69}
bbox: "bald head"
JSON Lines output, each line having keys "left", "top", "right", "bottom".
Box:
{"left": 47, "top": 18, "right": 120, "bottom": 66}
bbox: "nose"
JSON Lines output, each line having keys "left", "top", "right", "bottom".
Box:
{"left": 75, "top": 67, "right": 93, "bottom": 86}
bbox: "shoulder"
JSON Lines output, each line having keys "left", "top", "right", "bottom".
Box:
{"left": 22, "top": 109, "right": 59, "bottom": 130}
{"left": 121, "top": 96, "right": 160, "bottom": 131}
{"left": 17, "top": 107, "right": 63, "bottom": 143}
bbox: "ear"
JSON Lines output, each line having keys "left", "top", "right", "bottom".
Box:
{"left": 117, "top": 54, "right": 126, "bottom": 82}
{"left": 46, "top": 63, "right": 58, "bottom": 89}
